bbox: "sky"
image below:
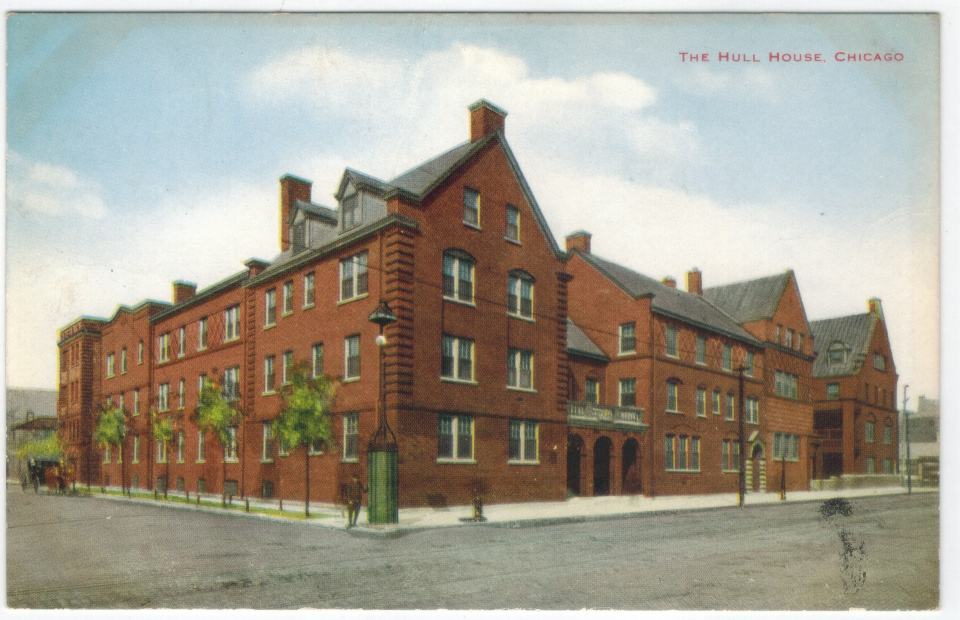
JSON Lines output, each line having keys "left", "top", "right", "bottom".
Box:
{"left": 5, "top": 12, "right": 941, "bottom": 402}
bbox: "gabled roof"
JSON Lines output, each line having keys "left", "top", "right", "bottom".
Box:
{"left": 574, "top": 251, "right": 760, "bottom": 346}
{"left": 11, "top": 416, "right": 57, "bottom": 432}
{"left": 567, "top": 318, "right": 609, "bottom": 361}
{"left": 702, "top": 272, "right": 792, "bottom": 324}
{"left": 150, "top": 270, "right": 249, "bottom": 323}
{"left": 106, "top": 299, "right": 171, "bottom": 325}
{"left": 290, "top": 199, "right": 337, "bottom": 225}
{"left": 810, "top": 313, "right": 876, "bottom": 378}
{"left": 335, "top": 168, "right": 395, "bottom": 200}
{"left": 390, "top": 139, "right": 485, "bottom": 197}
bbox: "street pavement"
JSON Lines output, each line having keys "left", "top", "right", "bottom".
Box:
{"left": 6, "top": 484, "right": 939, "bottom": 609}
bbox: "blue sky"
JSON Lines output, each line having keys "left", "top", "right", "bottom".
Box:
{"left": 5, "top": 13, "right": 940, "bottom": 401}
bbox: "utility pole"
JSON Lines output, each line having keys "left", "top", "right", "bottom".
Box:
{"left": 738, "top": 365, "right": 746, "bottom": 507}
{"left": 903, "top": 384, "right": 911, "bottom": 495}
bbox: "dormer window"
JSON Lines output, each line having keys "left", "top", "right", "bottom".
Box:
{"left": 827, "top": 341, "right": 846, "bottom": 365}
{"left": 342, "top": 193, "right": 359, "bottom": 230}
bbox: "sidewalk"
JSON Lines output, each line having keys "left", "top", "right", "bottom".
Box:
{"left": 39, "top": 482, "right": 935, "bottom": 537}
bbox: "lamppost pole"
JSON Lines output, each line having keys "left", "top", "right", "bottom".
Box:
{"left": 367, "top": 299, "right": 398, "bottom": 524}
{"left": 903, "top": 384, "right": 911, "bottom": 495}
{"left": 737, "top": 365, "right": 746, "bottom": 508}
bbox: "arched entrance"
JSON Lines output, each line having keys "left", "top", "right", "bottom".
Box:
{"left": 750, "top": 442, "right": 766, "bottom": 492}
{"left": 593, "top": 437, "right": 612, "bottom": 496}
{"left": 566, "top": 435, "right": 584, "bottom": 496}
{"left": 622, "top": 438, "right": 642, "bottom": 495}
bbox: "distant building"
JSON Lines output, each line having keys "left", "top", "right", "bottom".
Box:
{"left": 903, "top": 395, "right": 939, "bottom": 485}
{"left": 6, "top": 388, "right": 58, "bottom": 478}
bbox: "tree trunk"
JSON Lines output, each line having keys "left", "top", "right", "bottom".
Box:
{"left": 222, "top": 442, "right": 227, "bottom": 507}
{"left": 165, "top": 446, "right": 170, "bottom": 499}
{"left": 120, "top": 439, "right": 126, "bottom": 496}
{"left": 304, "top": 446, "right": 310, "bottom": 518}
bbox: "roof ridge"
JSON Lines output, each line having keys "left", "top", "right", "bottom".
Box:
{"left": 702, "top": 270, "right": 791, "bottom": 292}
{"left": 388, "top": 139, "right": 472, "bottom": 184}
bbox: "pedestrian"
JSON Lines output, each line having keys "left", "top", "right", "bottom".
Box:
{"left": 345, "top": 474, "right": 365, "bottom": 528}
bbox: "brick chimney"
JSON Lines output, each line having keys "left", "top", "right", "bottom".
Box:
{"left": 279, "top": 175, "right": 312, "bottom": 252}
{"left": 565, "top": 230, "right": 592, "bottom": 254}
{"left": 868, "top": 297, "right": 884, "bottom": 320}
{"left": 245, "top": 258, "right": 269, "bottom": 278}
{"left": 172, "top": 280, "right": 197, "bottom": 304}
{"left": 468, "top": 99, "right": 508, "bottom": 143}
{"left": 686, "top": 268, "right": 702, "bottom": 295}
{"left": 662, "top": 276, "right": 677, "bottom": 289}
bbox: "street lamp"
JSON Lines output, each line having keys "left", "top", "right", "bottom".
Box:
{"left": 367, "top": 299, "right": 398, "bottom": 524}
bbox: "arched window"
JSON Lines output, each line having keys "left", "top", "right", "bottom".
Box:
{"left": 827, "top": 341, "right": 847, "bottom": 365}
{"left": 442, "top": 250, "right": 474, "bottom": 303}
{"left": 507, "top": 270, "right": 534, "bottom": 318}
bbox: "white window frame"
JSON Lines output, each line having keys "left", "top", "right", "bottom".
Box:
{"left": 225, "top": 425, "right": 239, "bottom": 461}
{"left": 304, "top": 272, "right": 315, "bottom": 308}
{"left": 508, "top": 420, "right": 539, "bottom": 463}
{"left": 726, "top": 393, "right": 735, "bottom": 421}
{"left": 619, "top": 323, "right": 636, "bottom": 355}
{"left": 585, "top": 379, "right": 599, "bottom": 404}
{"left": 198, "top": 318, "right": 208, "bottom": 351}
{"left": 158, "top": 333, "right": 170, "bottom": 362}
{"left": 344, "top": 335, "right": 361, "bottom": 380}
{"left": 177, "top": 430, "right": 185, "bottom": 463}
{"left": 463, "top": 187, "right": 480, "bottom": 227}
{"left": 264, "top": 289, "right": 277, "bottom": 327}
{"left": 873, "top": 353, "right": 886, "bottom": 371}
{"left": 342, "top": 413, "right": 358, "bottom": 461}
{"left": 120, "top": 348, "right": 127, "bottom": 373}
{"left": 867, "top": 457, "right": 876, "bottom": 474}
{"left": 665, "top": 326, "right": 678, "bottom": 358}
{"left": 441, "top": 335, "right": 475, "bottom": 383}
{"left": 713, "top": 390, "right": 721, "bottom": 415}
{"left": 223, "top": 366, "right": 240, "bottom": 401}
{"left": 775, "top": 371, "right": 799, "bottom": 399}
{"left": 665, "top": 435, "right": 701, "bottom": 472}
{"left": 339, "top": 252, "right": 369, "bottom": 302}
{"left": 312, "top": 343, "right": 324, "bottom": 378}
{"left": 178, "top": 326, "right": 186, "bottom": 357}
{"left": 865, "top": 421, "right": 875, "bottom": 443}
{"left": 138, "top": 341, "right": 144, "bottom": 364}
{"left": 505, "top": 204, "right": 520, "bottom": 242}
{"left": 745, "top": 351, "right": 755, "bottom": 377}
{"left": 619, "top": 378, "right": 636, "bottom": 407}
{"left": 264, "top": 355, "right": 276, "bottom": 394}
{"left": 261, "top": 423, "right": 274, "bottom": 462}
{"left": 695, "top": 336, "right": 706, "bottom": 365}
{"left": 884, "top": 424, "right": 893, "bottom": 445}
{"left": 106, "top": 353, "right": 115, "bottom": 377}
{"left": 507, "top": 348, "right": 534, "bottom": 391}
{"left": 666, "top": 382, "right": 679, "bottom": 413}
{"left": 722, "top": 344, "right": 732, "bottom": 372}
{"left": 197, "top": 431, "right": 206, "bottom": 462}
{"left": 722, "top": 439, "right": 741, "bottom": 472}
{"left": 282, "top": 280, "right": 294, "bottom": 315}
{"left": 282, "top": 350, "right": 293, "bottom": 385}
{"left": 178, "top": 378, "right": 185, "bottom": 410}
{"left": 224, "top": 305, "right": 240, "bottom": 341}
{"left": 507, "top": 272, "right": 534, "bottom": 319}
{"left": 158, "top": 383, "right": 169, "bottom": 412}
{"left": 157, "top": 438, "right": 167, "bottom": 464}
{"left": 696, "top": 387, "right": 706, "bottom": 417}
{"left": 438, "top": 414, "right": 474, "bottom": 462}
{"left": 442, "top": 252, "right": 475, "bottom": 304}
{"left": 133, "top": 389, "right": 140, "bottom": 416}
{"left": 746, "top": 397, "right": 759, "bottom": 424}
{"left": 132, "top": 436, "right": 140, "bottom": 464}
{"left": 772, "top": 432, "right": 799, "bottom": 461}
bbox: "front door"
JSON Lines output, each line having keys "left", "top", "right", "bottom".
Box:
{"left": 593, "top": 437, "right": 612, "bottom": 496}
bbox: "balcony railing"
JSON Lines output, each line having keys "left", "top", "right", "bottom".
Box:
{"left": 816, "top": 428, "right": 843, "bottom": 440}
{"left": 567, "top": 401, "right": 647, "bottom": 432}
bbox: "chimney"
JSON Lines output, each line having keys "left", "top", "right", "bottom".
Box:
{"left": 868, "top": 297, "right": 884, "bottom": 320}
{"left": 245, "top": 258, "right": 269, "bottom": 278}
{"left": 686, "top": 268, "right": 702, "bottom": 295}
{"left": 279, "top": 174, "right": 312, "bottom": 252}
{"left": 468, "top": 99, "right": 508, "bottom": 142}
{"left": 565, "top": 230, "right": 592, "bottom": 254}
{"left": 662, "top": 276, "right": 677, "bottom": 289}
{"left": 172, "top": 280, "right": 197, "bottom": 304}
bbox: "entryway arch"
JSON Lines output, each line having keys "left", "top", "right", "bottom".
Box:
{"left": 593, "top": 436, "right": 612, "bottom": 496}
{"left": 621, "top": 438, "right": 642, "bottom": 495}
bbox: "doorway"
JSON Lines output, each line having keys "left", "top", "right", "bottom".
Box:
{"left": 593, "top": 437, "right": 612, "bottom": 496}
{"left": 566, "top": 435, "right": 584, "bottom": 496}
{"left": 621, "top": 438, "right": 642, "bottom": 495}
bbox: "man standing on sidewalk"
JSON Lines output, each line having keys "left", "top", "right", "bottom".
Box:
{"left": 345, "top": 474, "right": 365, "bottom": 528}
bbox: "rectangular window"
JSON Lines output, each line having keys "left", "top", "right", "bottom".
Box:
{"left": 223, "top": 366, "right": 240, "bottom": 401}
{"left": 198, "top": 373, "right": 207, "bottom": 394}
{"left": 865, "top": 421, "right": 875, "bottom": 443}
{"left": 312, "top": 343, "right": 324, "bottom": 378}
{"left": 282, "top": 281, "right": 294, "bottom": 314}
{"left": 262, "top": 423, "right": 274, "bottom": 462}
{"left": 776, "top": 324, "right": 782, "bottom": 344}
{"left": 505, "top": 204, "right": 519, "bottom": 241}
{"left": 158, "top": 334, "right": 170, "bottom": 362}
{"left": 695, "top": 336, "right": 706, "bottom": 365}
{"left": 304, "top": 272, "right": 315, "bottom": 307}
{"left": 224, "top": 305, "right": 240, "bottom": 341}
{"left": 106, "top": 353, "right": 115, "bottom": 377}
{"left": 585, "top": 379, "right": 598, "bottom": 404}
{"left": 138, "top": 341, "right": 144, "bottom": 364}
{"left": 342, "top": 194, "right": 359, "bottom": 229}
{"left": 746, "top": 397, "right": 759, "bottom": 424}
{"left": 775, "top": 371, "right": 799, "bottom": 399}
{"left": 666, "top": 382, "right": 679, "bottom": 413}
{"left": 344, "top": 335, "right": 361, "bottom": 380}
{"left": 873, "top": 353, "right": 886, "bottom": 371}
{"left": 158, "top": 383, "right": 169, "bottom": 411}
{"left": 265, "top": 289, "right": 276, "bottom": 326}
{"left": 713, "top": 390, "right": 721, "bottom": 415}
{"left": 785, "top": 328, "right": 794, "bottom": 349}
{"left": 745, "top": 351, "right": 755, "bottom": 377}
{"left": 197, "top": 431, "right": 206, "bottom": 462}
{"left": 157, "top": 439, "right": 167, "bottom": 464}
{"left": 619, "top": 378, "right": 636, "bottom": 407}
{"left": 132, "top": 436, "right": 140, "bottom": 463}
{"left": 665, "top": 435, "right": 674, "bottom": 470}
{"left": 677, "top": 436, "right": 687, "bottom": 471}
{"left": 690, "top": 437, "right": 700, "bottom": 471}
{"left": 118, "top": 393, "right": 125, "bottom": 412}
{"left": 723, "top": 439, "right": 741, "bottom": 471}
{"left": 178, "top": 326, "right": 186, "bottom": 357}
{"left": 509, "top": 420, "right": 538, "bottom": 463}
{"left": 441, "top": 335, "right": 475, "bottom": 382}
{"left": 619, "top": 323, "right": 636, "bottom": 354}
{"left": 178, "top": 378, "right": 185, "bottom": 409}
{"left": 722, "top": 344, "right": 732, "bottom": 372}
{"left": 797, "top": 333, "right": 804, "bottom": 353}
{"left": 463, "top": 188, "right": 480, "bottom": 226}
{"left": 438, "top": 414, "right": 474, "bottom": 461}
{"left": 884, "top": 425, "right": 893, "bottom": 445}
{"left": 507, "top": 274, "right": 534, "bottom": 318}
{"left": 264, "top": 355, "right": 276, "bottom": 393}
{"left": 103, "top": 446, "right": 110, "bottom": 464}
{"left": 772, "top": 433, "right": 800, "bottom": 461}
{"left": 726, "top": 393, "right": 735, "bottom": 421}
{"left": 225, "top": 426, "right": 238, "bottom": 461}
{"left": 696, "top": 388, "right": 706, "bottom": 417}
{"left": 282, "top": 350, "right": 293, "bottom": 385}
{"left": 120, "top": 348, "right": 127, "bottom": 373}
{"left": 883, "top": 458, "right": 894, "bottom": 474}
{"left": 827, "top": 383, "right": 840, "bottom": 400}
{"left": 177, "top": 431, "right": 185, "bottom": 463}
{"left": 339, "top": 252, "right": 369, "bottom": 301}
{"left": 133, "top": 390, "right": 140, "bottom": 416}
{"left": 198, "top": 318, "right": 208, "bottom": 350}
{"left": 507, "top": 348, "right": 533, "bottom": 390}
{"left": 343, "top": 413, "right": 358, "bottom": 461}
{"left": 665, "top": 326, "right": 678, "bottom": 358}
{"left": 442, "top": 253, "right": 474, "bottom": 303}
{"left": 866, "top": 457, "right": 876, "bottom": 474}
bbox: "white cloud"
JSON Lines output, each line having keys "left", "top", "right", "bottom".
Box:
{"left": 676, "top": 65, "right": 779, "bottom": 100}
{"left": 7, "top": 151, "right": 108, "bottom": 219}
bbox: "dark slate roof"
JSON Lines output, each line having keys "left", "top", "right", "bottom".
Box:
{"left": 810, "top": 313, "right": 876, "bottom": 378}
{"left": 702, "top": 272, "right": 792, "bottom": 324}
{"left": 293, "top": 199, "right": 337, "bottom": 223}
{"left": 336, "top": 168, "right": 396, "bottom": 199}
{"left": 150, "top": 270, "right": 249, "bottom": 322}
{"left": 390, "top": 140, "right": 483, "bottom": 196}
{"left": 567, "top": 318, "right": 608, "bottom": 361}
{"left": 11, "top": 416, "right": 58, "bottom": 432}
{"left": 574, "top": 251, "right": 759, "bottom": 346}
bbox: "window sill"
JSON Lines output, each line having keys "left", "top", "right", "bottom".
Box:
{"left": 224, "top": 337, "right": 240, "bottom": 344}
{"left": 443, "top": 296, "right": 476, "bottom": 308}
{"left": 302, "top": 304, "right": 315, "bottom": 310}
{"left": 507, "top": 313, "right": 535, "bottom": 323}
{"left": 665, "top": 469, "right": 701, "bottom": 474}
{"left": 696, "top": 413, "right": 707, "bottom": 418}
{"left": 441, "top": 377, "right": 478, "bottom": 386}
{"left": 262, "top": 390, "right": 276, "bottom": 396}
{"left": 617, "top": 351, "right": 636, "bottom": 357}
{"left": 463, "top": 221, "right": 482, "bottom": 231}
{"left": 177, "top": 460, "right": 184, "bottom": 464}
{"left": 666, "top": 409, "right": 682, "bottom": 415}
{"left": 437, "top": 458, "right": 477, "bottom": 465}
{"left": 196, "top": 459, "right": 205, "bottom": 464}
{"left": 341, "top": 458, "right": 359, "bottom": 463}
{"left": 665, "top": 353, "right": 679, "bottom": 360}
{"left": 507, "top": 460, "right": 539, "bottom": 466}
{"left": 342, "top": 377, "right": 361, "bottom": 384}
{"left": 224, "top": 458, "right": 239, "bottom": 463}
{"left": 264, "top": 323, "right": 276, "bottom": 331}
{"left": 261, "top": 459, "right": 274, "bottom": 464}
{"left": 504, "top": 236, "right": 521, "bottom": 245}
{"left": 506, "top": 385, "right": 536, "bottom": 393}
{"left": 721, "top": 469, "right": 740, "bottom": 474}
{"left": 198, "top": 346, "right": 207, "bottom": 352}
{"left": 338, "top": 293, "right": 369, "bottom": 306}
{"left": 178, "top": 353, "right": 185, "bottom": 359}
{"left": 282, "top": 311, "right": 293, "bottom": 318}
{"left": 695, "top": 361, "right": 706, "bottom": 367}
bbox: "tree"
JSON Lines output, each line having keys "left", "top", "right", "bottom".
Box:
{"left": 150, "top": 409, "right": 179, "bottom": 498}
{"left": 273, "top": 362, "right": 336, "bottom": 517}
{"left": 93, "top": 403, "right": 127, "bottom": 494}
{"left": 15, "top": 434, "right": 63, "bottom": 461}
{"left": 193, "top": 375, "right": 241, "bottom": 506}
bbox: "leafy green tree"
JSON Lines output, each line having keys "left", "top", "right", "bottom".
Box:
{"left": 150, "top": 409, "right": 179, "bottom": 498}
{"left": 93, "top": 402, "right": 127, "bottom": 494}
{"left": 15, "top": 434, "right": 63, "bottom": 461}
{"left": 273, "top": 362, "right": 336, "bottom": 517}
{"left": 193, "top": 375, "right": 241, "bottom": 506}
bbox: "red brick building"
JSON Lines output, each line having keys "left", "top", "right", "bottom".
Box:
{"left": 809, "top": 300, "right": 899, "bottom": 478}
